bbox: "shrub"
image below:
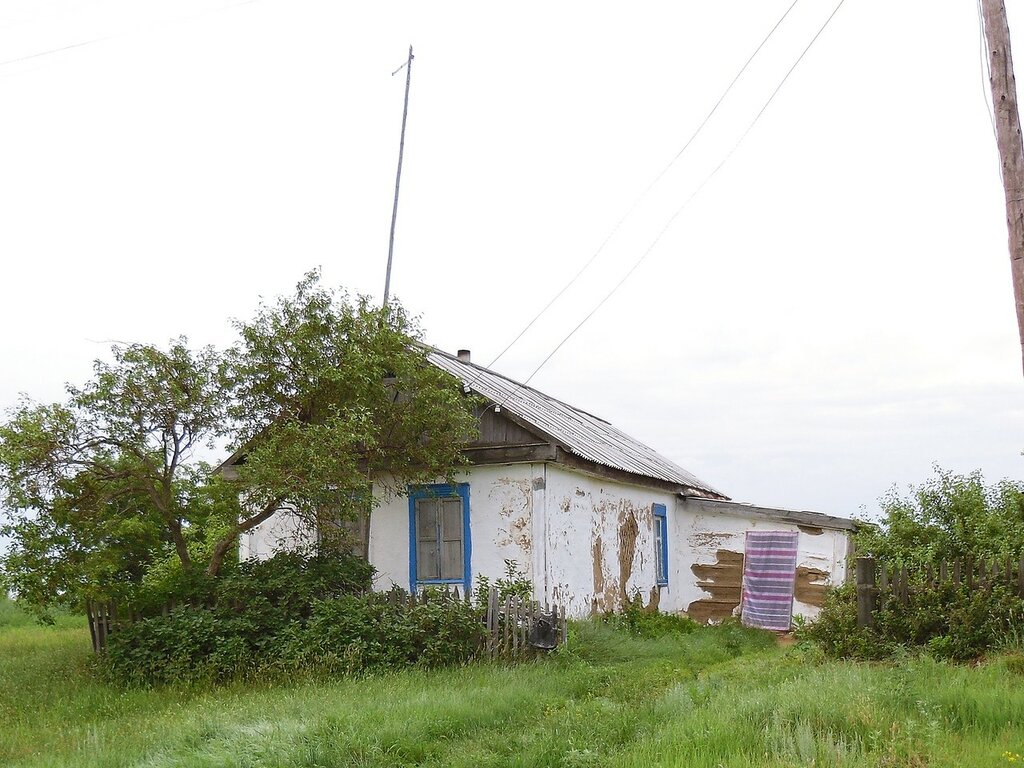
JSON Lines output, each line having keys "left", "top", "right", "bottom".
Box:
{"left": 105, "top": 553, "right": 484, "bottom": 685}
{"left": 803, "top": 580, "right": 1024, "bottom": 661}
{"left": 603, "top": 594, "right": 699, "bottom": 639}
{"left": 804, "top": 468, "right": 1024, "bottom": 661}
{"left": 474, "top": 559, "right": 532, "bottom": 604}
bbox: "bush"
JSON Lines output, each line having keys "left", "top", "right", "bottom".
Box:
{"left": 804, "top": 468, "right": 1024, "bottom": 662}
{"left": 105, "top": 553, "right": 484, "bottom": 685}
{"left": 602, "top": 595, "right": 700, "bottom": 639}
{"left": 803, "top": 580, "right": 1024, "bottom": 662}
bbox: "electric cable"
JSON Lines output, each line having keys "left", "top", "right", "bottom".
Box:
{"left": 494, "top": 0, "right": 849, "bottom": 407}
{"left": 485, "top": 0, "right": 803, "bottom": 370}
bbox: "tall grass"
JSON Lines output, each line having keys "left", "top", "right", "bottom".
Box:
{"left": 1, "top": 609, "right": 1022, "bottom": 768}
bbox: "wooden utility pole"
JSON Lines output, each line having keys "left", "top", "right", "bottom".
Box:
{"left": 980, "top": 0, "right": 1024, "bottom": 373}
{"left": 383, "top": 45, "right": 414, "bottom": 310}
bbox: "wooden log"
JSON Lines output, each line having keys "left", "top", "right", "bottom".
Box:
{"left": 967, "top": 557, "right": 975, "bottom": 591}
{"left": 939, "top": 560, "right": 948, "bottom": 585}
{"left": 926, "top": 564, "right": 934, "bottom": 588}
{"left": 954, "top": 559, "right": 962, "bottom": 586}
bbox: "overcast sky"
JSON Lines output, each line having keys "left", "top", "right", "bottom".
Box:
{"left": 2, "top": 0, "right": 1022, "bottom": 521}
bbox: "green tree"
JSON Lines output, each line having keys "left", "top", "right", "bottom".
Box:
{"left": 855, "top": 466, "right": 1024, "bottom": 567}
{"left": 0, "top": 271, "right": 478, "bottom": 613}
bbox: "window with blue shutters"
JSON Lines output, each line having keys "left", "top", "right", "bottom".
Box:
{"left": 408, "top": 484, "right": 471, "bottom": 593}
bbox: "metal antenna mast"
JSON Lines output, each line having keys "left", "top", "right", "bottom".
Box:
{"left": 383, "top": 45, "right": 414, "bottom": 309}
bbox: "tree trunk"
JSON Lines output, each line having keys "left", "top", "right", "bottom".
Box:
{"left": 168, "top": 519, "right": 192, "bottom": 571}
{"left": 981, "top": 0, "right": 1024, "bottom": 373}
{"left": 204, "top": 497, "right": 286, "bottom": 577}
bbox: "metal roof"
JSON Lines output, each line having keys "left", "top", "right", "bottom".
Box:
{"left": 427, "top": 348, "right": 726, "bottom": 498}
{"left": 685, "top": 497, "right": 858, "bottom": 532}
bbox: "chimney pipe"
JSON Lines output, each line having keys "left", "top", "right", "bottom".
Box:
{"left": 457, "top": 349, "right": 471, "bottom": 363}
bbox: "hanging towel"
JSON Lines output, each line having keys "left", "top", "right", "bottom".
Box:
{"left": 740, "top": 530, "right": 799, "bottom": 631}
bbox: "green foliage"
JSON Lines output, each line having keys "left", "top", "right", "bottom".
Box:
{"left": 806, "top": 574, "right": 1024, "bottom": 661}
{"left": 855, "top": 466, "right": 1024, "bottom": 567}
{"left": 474, "top": 559, "right": 532, "bottom": 604}
{"left": 227, "top": 271, "right": 480, "bottom": 528}
{"left": 806, "top": 468, "right": 1024, "bottom": 661}
{"left": 0, "top": 271, "right": 478, "bottom": 614}
{"left": 104, "top": 552, "right": 482, "bottom": 685}
{"left": 601, "top": 594, "right": 701, "bottom": 639}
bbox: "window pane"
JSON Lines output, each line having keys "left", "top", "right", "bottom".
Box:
{"left": 441, "top": 540, "right": 463, "bottom": 580}
{"left": 441, "top": 499, "right": 462, "bottom": 542}
{"left": 655, "top": 517, "right": 667, "bottom": 584}
{"left": 417, "top": 539, "right": 440, "bottom": 580}
{"left": 440, "top": 498, "right": 463, "bottom": 579}
{"left": 416, "top": 499, "right": 440, "bottom": 580}
{"left": 416, "top": 499, "right": 438, "bottom": 539}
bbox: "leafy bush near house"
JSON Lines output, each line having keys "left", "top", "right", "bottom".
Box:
{"left": 804, "top": 467, "right": 1024, "bottom": 660}
{"left": 474, "top": 559, "right": 533, "bottom": 604}
{"left": 804, "top": 580, "right": 1024, "bottom": 661}
{"left": 856, "top": 467, "right": 1024, "bottom": 567}
{"left": 105, "top": 552, "right": 483, "bottom": 685}
{"left": 602, "top": 595, "right": 700, "bottom": 639}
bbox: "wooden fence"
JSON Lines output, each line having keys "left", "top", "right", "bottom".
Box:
{"left": 854, "top": 555, "right": 1024, "bottom": 628}
{"left": 85, "top": 586, "right": 567, "bottom": 658}
{"left": 482, "top": 588, "right": 568, "bottom": 660}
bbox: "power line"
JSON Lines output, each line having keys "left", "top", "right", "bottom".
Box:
{"left": 498, "top": 0, "right": 848, "bottom": 404}
{"left": 486, "top": 0, "right": 802, "bottom": 369}
{"left": 0, "top": 0, "right": 258, "bottom": 71}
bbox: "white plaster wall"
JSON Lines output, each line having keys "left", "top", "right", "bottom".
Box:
{"left": 240, "top": 505, "right": 315, "bottom": 561}
{"left": 542, "top": 464, "right": 679, "bottom": 618}
{"left": 678, "top": 500, "right": 852, "bottom": 622}
{"left": 241, "top": 466, "right": 540, "bottom": 597}
{"left": 366, "top": 464, "right": 541, "bottom": 595}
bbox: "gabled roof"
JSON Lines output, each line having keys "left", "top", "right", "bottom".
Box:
{"left": 426, "top": 348, "right": 726, "bottom": 499}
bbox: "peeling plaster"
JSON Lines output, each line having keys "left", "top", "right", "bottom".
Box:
{"left": 617, "top": 507, "right": 639, "bottom": 602}
{"left": 687, "top": 549, "right": 744, "bottom": 623}
{"left": 795, "top": 566, "right": 830, "bottom": 607}
{"left": 490, "top": 477, "right": 533, "bottom": 555}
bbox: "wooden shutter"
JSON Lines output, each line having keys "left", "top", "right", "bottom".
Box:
{"left": 439, "top": 498, "right": 464, "bottom": 580}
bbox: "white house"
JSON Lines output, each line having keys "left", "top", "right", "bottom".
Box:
{"left": 234, "top": 348, "right": 856, "bottom": 624}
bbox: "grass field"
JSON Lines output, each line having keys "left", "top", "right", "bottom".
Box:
{"left": 3, "top": 597, "right": 1024, "bottom": 768}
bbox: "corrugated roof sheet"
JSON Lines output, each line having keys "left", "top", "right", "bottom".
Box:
{"left": 427, "top": 348, "right": 726, "bottom": 498}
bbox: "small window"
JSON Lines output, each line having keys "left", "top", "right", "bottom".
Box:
{"left": 318, "top": 488, "right": 372, "bottom": 559}
{"left": 408, "top": 484, "right": 471, "bottom": 593}
{"left": 653, "top": 503, "right": 668, "bottom": 586}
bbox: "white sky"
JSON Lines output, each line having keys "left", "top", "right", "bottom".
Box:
{"left": 1, "top": 0, "right": 1022, "bottom": 522}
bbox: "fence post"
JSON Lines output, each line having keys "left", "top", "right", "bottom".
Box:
{"left": 855, "top": 557, "right": 878, "bottom": 628}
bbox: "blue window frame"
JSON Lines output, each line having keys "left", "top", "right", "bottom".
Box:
{"left": 653, "top": 503, "right": 669, "bottom": 586}
{"left": 408, "top": 483, "right": 471, "bottom": 594}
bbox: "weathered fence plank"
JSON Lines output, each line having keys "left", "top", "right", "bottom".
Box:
{"left": 855, "top": 557, "right": 878, "bottom": 629}
{"left": 857, "top": 555, "right": 1024, "bottom": 628}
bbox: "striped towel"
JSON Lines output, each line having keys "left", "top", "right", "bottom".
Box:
{"left": 740, "top": 530, "right": 799, "bottom": 631}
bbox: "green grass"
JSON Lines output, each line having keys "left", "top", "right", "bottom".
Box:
{"left": 2, "top": 600, "right": 1023, "bottom": 767}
